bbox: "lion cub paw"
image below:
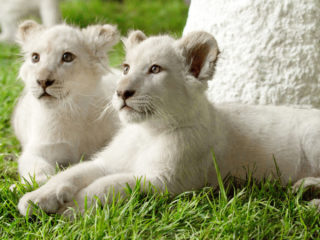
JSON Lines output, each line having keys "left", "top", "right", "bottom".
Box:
{"left": 293, "top": 177, "right": 320, "bottom": 193}
{"left": 18, "top": 183, "right": 76, "bottom": 216}
{"left": 18, "top": 189, "right": 59, "bottom": 216}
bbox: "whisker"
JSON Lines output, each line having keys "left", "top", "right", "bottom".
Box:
{"left": 96, "top": 101, "right": 116, "bottom": 121}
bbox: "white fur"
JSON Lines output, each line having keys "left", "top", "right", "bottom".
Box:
{"left": 18, "top": 31, "right": 320, "bottom": 216}
{"left": 184, "top": 0, "right": 320, "bottom": 108}
{"left": 13, "top": 21, "right": 121, "bottom": 184}
{"left": 0, "top": 0, "right": 61, "bottom": 42}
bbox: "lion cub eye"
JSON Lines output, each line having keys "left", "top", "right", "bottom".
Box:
{"left": 31, "top": 53, "right": 40, "bottom": 63}
{"left": 123, "top": 64, "right": 130, "bottom": 75}
{"left": 62, "top": 52, "right": 75, "bottom": 63}
{"left": 149, "top": 64, "right": 162, "bottom": 74}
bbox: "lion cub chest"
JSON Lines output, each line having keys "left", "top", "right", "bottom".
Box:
{"left": 27, "top": 104, "right": 112, "bottom": 164}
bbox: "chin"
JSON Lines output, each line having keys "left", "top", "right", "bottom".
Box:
{"left": 40, "top": 97, "right": 60, "bottom": 107}
{"left": 119, "top": 108, "right": 148, "bottom": 124}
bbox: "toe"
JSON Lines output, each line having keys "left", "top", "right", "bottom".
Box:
{"left": 18, "top": 195, "right": 34, "bottom": 216}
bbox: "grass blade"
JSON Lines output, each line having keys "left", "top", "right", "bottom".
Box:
{"left": 212, "top": 150, "right": 227, "bottom": 202}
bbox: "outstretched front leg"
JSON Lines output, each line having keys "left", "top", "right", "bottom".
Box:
{"left": 18, "top": 132, "right": 141, "bottom": 216}
{"left": 57, "top": 173, "right": 166, "bottom": 217}
{"left": 18, "top": 160, "right": 106, "bottom": 216}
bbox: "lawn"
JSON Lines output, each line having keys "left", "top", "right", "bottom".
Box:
{"left": 0, "top": 0, "right": 320, "bottom": 239}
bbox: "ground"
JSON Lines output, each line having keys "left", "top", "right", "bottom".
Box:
{"left": 0, "top": 0, "right": 319, "bottom": 239}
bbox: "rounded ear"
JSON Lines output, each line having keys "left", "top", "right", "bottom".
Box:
{"left": 16, "top": 20, "right": 43, "bottom": 44}
{"left": 122, "top": 30, "right": 147, "bottom": 50}
{"left": 178, "top": 31, "right": 219, "bottom": 81}
{"left": 82, "top": 24, "right": 120, "bottom": 55}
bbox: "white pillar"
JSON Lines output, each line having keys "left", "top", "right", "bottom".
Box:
{"left": 184, "top": 0, "right": 320, "bottom": 108}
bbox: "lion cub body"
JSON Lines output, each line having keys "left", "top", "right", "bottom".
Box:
{"left": 18, "top": 30, "right": 320, "bottom": 216}
{"left": 13, "top": 21, "right": 120, "bottom": 184}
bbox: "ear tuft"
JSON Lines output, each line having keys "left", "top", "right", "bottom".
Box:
{"left": 17, "top": 20, "right": 43, "bottom": 44}
{"left": 82, "top": 24, "right": 120, "bottom": 54}
{"left": 178, "top": 31, "right": 219, "bottom": 81}
{"left": 122, "top": 30, "right": 147, "bottom": 50}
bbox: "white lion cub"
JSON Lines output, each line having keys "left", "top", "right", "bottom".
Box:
{"left": 13, "top": 20, "right": 120, "bottom": 184}
{"left": 18, "top": 30, "right": 320, "bottom": 216}
{"left": 0, "top": 0, "right": 61, "bottom": 42}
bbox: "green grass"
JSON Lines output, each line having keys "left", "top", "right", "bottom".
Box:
{"left": 1, "top": 0, "right": 320, "bottom": 239}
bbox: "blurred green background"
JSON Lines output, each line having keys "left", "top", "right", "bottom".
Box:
{"left": 60, "top": 0, "right": 189, "bottom": 65}
{"left": 62, "top": 0, "right": 188, "bottom": 35}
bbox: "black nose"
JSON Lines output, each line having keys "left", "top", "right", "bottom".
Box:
{"left": 117, "top": 90, "right": 136, "bottom": 100}
{"left": 37, "top": 79, "right": 55, "bottom": 89}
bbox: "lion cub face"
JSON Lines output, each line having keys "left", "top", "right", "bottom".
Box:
{"left": 17, "top": 20, "right": 119, "bottom": 105}
{"left": 112, "top": 31, "right": 219, "bottom": 125}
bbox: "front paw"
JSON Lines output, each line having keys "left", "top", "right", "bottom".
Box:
{"left": 18, "top": 183, "right": 76, "bottom": 216}
{"left": 57, "top": 191, "right": 94, "bottom": 218}
{"left": 18, "top": 188, "right": 60, "bottom": 216}
{"left": 293, "top": 177, "right": 320, "bottom": 193}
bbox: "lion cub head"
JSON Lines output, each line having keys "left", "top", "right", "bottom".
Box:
{"left": 112, "top": 31, "right": 219, "bottom": 125}
{"left": 17, "top": 20, "right": 119, "bottom": 105}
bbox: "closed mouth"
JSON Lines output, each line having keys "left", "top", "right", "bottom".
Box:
{"left": 120, "top": 103, "right": 134, "bottom": 111}
{"left": 39, "top": 92, "right": 55, "bottom": 99}
{"left": 120, "top": 103, "right": 154, "bottom": 117}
